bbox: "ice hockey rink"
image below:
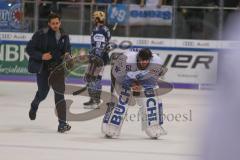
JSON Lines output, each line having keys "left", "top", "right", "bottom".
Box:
{"left": 0, "top": 80, "right": 211, "bottom": 160}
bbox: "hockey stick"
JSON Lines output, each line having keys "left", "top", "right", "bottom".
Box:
{"left": 72, "top": 85, "right": 88, "bottom": 95}
{"left": 59, "top": 54, "right": 89, "bottom": 96}
{"left": 105, "top": 20, "right": 118, "bottom": 102}
{"left": 112, "top": 22, "right": 118, "bottom": 31}
{"left": 72, "top": 55, "right": 102, "bottom": 96}
{"left": 105, "top": 52, "right": 121, "bottom": 108}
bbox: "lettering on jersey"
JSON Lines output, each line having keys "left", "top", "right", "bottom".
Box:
{"left": 126, "top": 65, "right": 131, "bottom": 71}
{"left": 115, "top": 66, "right": 121, "bottom": 73}
{"left": 93, "top": 34, "right": 105, "bottom": 42}
{"left": 110, "top": 87, "right": 130, "bottom": 125}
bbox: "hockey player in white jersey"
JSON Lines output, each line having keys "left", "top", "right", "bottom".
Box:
{"left": 102, "top": 48, "right": 167, "bottom": 139}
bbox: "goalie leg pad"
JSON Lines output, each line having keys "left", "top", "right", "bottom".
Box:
{"left": 102, "top": 86, "right": 131, "bottom": 138}
{"left": 137, "top": 87, "right": 166, "bottom": 138}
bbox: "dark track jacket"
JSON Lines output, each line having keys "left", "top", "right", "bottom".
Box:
{"left": 26, "top": 27, "right": 71, "bottom": 74}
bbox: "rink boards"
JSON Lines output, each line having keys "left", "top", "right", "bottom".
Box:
{"left": 0, "top": 32, "right": 236, "bottom": 90}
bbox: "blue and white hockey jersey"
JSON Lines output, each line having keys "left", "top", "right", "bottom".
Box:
{"left": 90, "top": 25, "right": 111, "bottom": 60}
{"left": 112, "top": 51, "right": 165, "bottom": 87}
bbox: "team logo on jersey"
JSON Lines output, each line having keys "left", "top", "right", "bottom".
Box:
{"left": 93, "top": 34, "right": 105, "bottom": 42}
{"left": 126, "top": 65, "right": 131, "bottom": 71}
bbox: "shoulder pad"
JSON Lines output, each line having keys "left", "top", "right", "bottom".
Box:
{"left": 151, "top": 54, "right": 163, "bottom": 65}
{"left": 103, "top": 26, "right": 109, "bottom": 32}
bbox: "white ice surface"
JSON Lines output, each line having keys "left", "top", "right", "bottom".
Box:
{"left": 0, "top": 81, "right": 210, "bottom": 160}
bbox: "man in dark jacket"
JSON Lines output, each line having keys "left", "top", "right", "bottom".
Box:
{"left": 26, "top": 13, "right": 71, "bottom": 133}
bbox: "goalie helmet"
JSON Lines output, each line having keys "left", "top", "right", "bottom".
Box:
{"left": 92, "top": 11, "right": 106, "bottom": 23}
{"left": 137, "top": 48, "right": 153, "bottom": 61}
{"left": 137, "top": 48, "right": 153, "bottom": 70}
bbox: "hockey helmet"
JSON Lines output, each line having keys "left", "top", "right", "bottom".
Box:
{"left": 92, "top": 11, "right": 106, "bottom": 23}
